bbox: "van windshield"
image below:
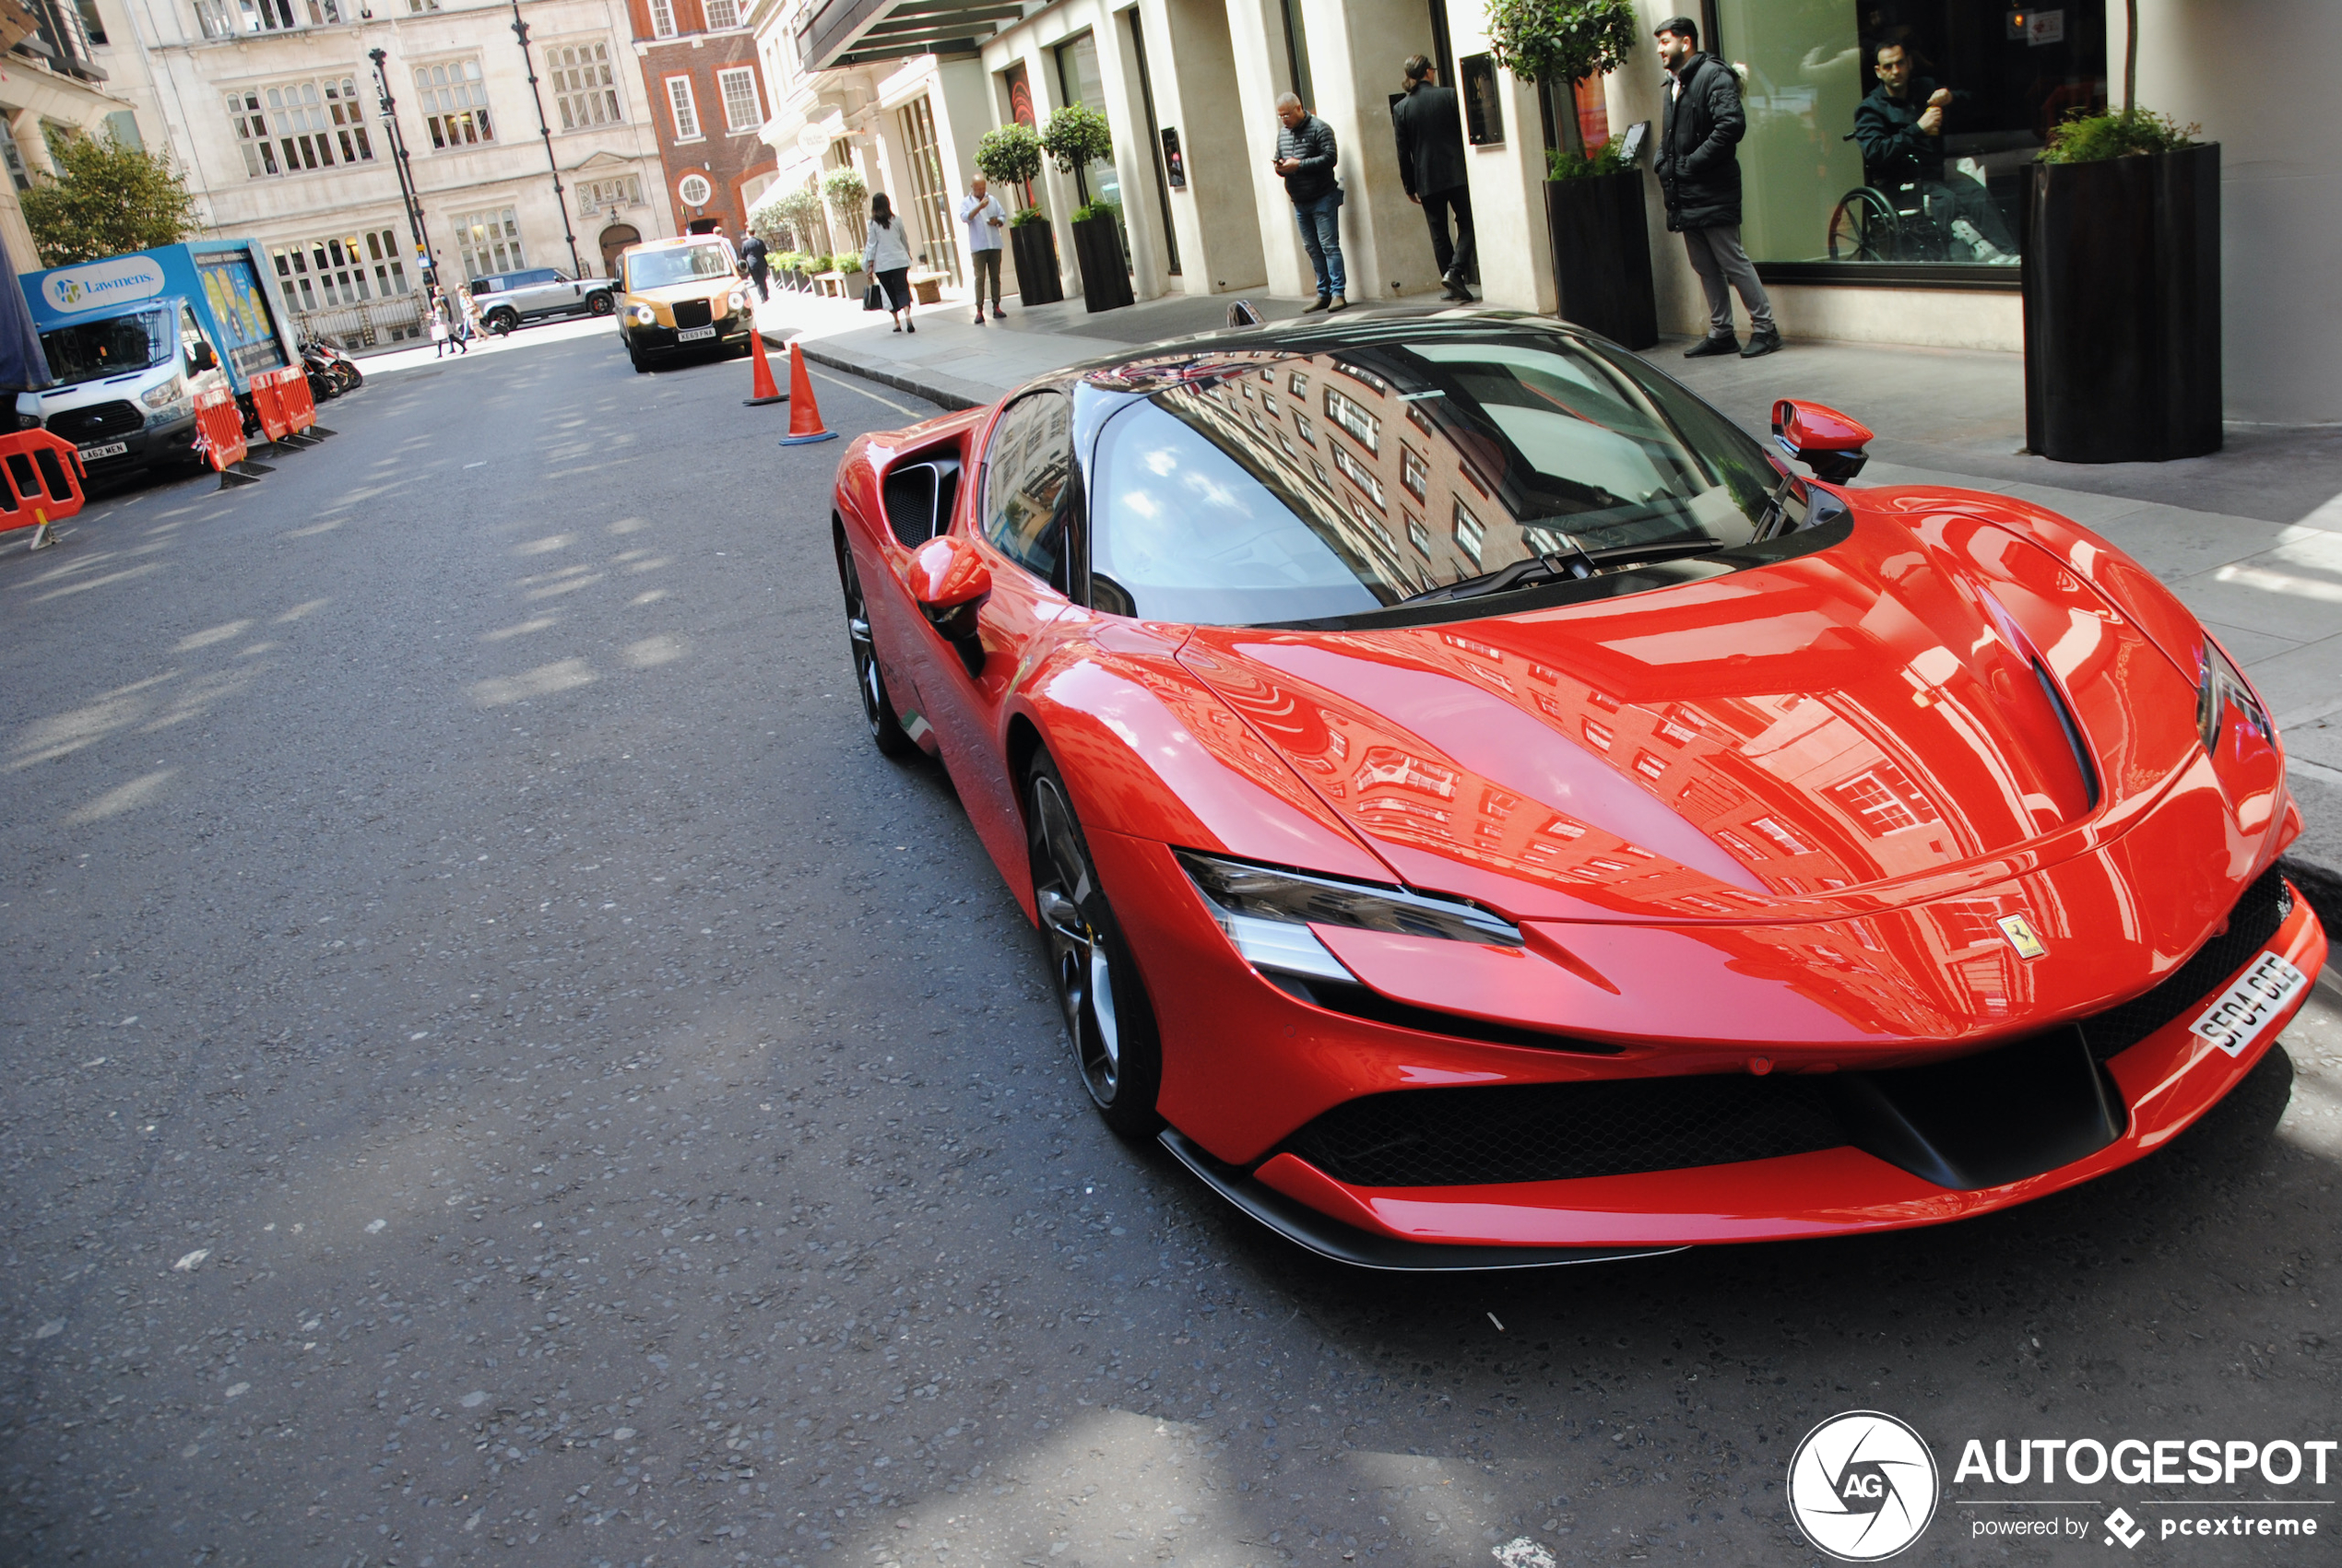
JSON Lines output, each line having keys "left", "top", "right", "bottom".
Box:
{"left": 626, "top": 245, "right": 734, "bottom": 290}
{"left": 41, "top": 309, "right": 172, "bottom": 387}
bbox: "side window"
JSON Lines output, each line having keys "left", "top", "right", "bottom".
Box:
{"left": 981, "top": 391, "right": 1075, "bottom": 589}
{"left": 180, "top": 305, "right": 217, "bottom": 374}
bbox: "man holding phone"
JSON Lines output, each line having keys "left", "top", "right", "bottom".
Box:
{"left": 1274, "top": 94, "right": 1347, "bottom": 312}
{"left": 960, "top": 174, "right": 1009, "bottom": 324}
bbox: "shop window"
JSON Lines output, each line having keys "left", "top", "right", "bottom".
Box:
{"left": 1712, "top": 0, "right": 2106, "bottom": 277}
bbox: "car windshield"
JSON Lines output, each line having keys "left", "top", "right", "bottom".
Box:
{"left": 626, "top": 245, "right": 734, "bottom": 290}
{"left": 41, "top": 308, "right": 172, "bottom": 388}
{"left": 1087, "top": 329, "right": 1784, "bottom": 626}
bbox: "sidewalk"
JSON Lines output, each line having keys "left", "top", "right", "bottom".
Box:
{"left": 753, "top": 282, "right": 2342, "bottom": 915}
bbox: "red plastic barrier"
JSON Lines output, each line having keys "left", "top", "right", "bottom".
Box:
{"left": 249, "top": 369, "right": 290, "bottom": 444}
{"left": 278, "top": 367, "right": 318, "bottom": 433}
{"left": 0, "top": 427, "right": 86, "bottom": 536}
{"left": 194, "top": 386, "right": 249, "bottom": 473}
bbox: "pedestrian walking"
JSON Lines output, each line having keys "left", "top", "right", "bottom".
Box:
{"left": 740, "top": 230, "right": 771, "bottom": 301}
{"left": 1653, "top": 15, "right": 1780, "bottom": 358}
{"left": 455, "top": 284, "right": 478, "bottom": 354}
{"left": 1392, "top": 55, "right": 1475, "bottom": 302}
{"left": 959, "top": 175, "right": 1008, "bottom": 325}
{"left": 429, "top": 289, "right": 453, "bottom": 359}
{"left": 1273, "top": 94, "right": 1347, "bottom": 312}
{"left": 861, "top": 193, "right": 916, "bottom": 335}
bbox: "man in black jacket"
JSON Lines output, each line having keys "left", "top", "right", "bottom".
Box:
{"left": 739, "top": 230, "right": 770, "bottom": 301}
{"left": 1392, "top": 55, "right": 1474, "bottom": 302}
{"left": 1275, "top": 94, "right": 1347, "bottom": 312}
{"left": 1851, "top": 42, "right": 2017, "bottom": 262}
{"left": 1653, "top": 16, "right": 1779, "bottom": 359}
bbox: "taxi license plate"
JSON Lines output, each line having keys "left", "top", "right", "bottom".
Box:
{"left": 2190, "top": 951, "right": 2309, "bottom": 1056}
{"left": 77, "top": 441, "right": 128, "bottom": 461}
{"left": 676, "top": 325, "right": 716, "bottom": 342}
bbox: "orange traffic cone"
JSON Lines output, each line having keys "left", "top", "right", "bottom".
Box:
{"left": 779, "top": 343, "right": 836, "bottom": 445}
{"left": 742, "top": 328, "right": 786, "bottom": 407}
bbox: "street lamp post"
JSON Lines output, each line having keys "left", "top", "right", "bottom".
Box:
{"left": 509, "top": 0, "right": 586, "bottom": 277}
{"left": 367, "top": 47, "right": 436, "bottom": 294}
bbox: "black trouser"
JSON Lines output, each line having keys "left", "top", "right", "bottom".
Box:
{"left": 1421, "top": 183, "right": 1475, "bottom": 280}
{"left": 748, "top": 261, "right": 769, "bottom": 301}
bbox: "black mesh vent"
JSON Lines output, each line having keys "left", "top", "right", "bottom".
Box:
{"left": 1284, "top": 1075, "right": 1849, "bottom": 1188}
{"left": 671, "top": 299, "right": 713, "bottom": 330}
{"left": 47, "top": 401, "right": 141, "bottom": 442}
{"left": 2080, "top": 865, "right": 2293, "bottom": 1062}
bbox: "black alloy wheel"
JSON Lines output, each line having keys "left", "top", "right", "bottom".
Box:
{"left": 834, "top": 526, "right": 917, "bottom": 759}
{"left": 1026, "top": 750, "right": 1163, "bottom": 1139}
{"left": 488, "top": 311, "right": 518, "bottom": 336}
{"left": 588, "top": 291, "right": 615, "bottom": 316}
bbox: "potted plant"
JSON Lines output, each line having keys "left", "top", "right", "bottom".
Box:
{"left": 2023, "top": 4, "right": 2216, "bottom": 463}
{"left": 775, "top": 187, "right": 829, "bottom": 272}
{"left": 1042, "top": 105, "right": 1131, "bottom": 312}
{"left": 976, "top": 124, "right": 1061, "bottom": 307}
{"left": 1486, "top": 0, "right": 1651, "bottom": 348}
{"left": 822, "top": 166, "right": 869, "bottom": 253}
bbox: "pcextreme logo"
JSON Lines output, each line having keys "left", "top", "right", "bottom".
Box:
{"left": 1787, "top": 1410, "right": 1940, "bottom": 1561}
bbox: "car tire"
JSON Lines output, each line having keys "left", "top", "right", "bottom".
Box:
{"left": 1025, "top": 749, "right": 1164, "bottom": 1141}
{"left": 629, "top": 345, "right": 648, "bottom": 374}
{"left": 588, "top": 292, "right": 614, "bottom": 316}
{"left": 489, "top": 312, "right": 517, "bottom": 336}
{"left": 834, "top": 527, "right": 917, "bottom": 760}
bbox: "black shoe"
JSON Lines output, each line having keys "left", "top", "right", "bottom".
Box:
{"left": 1683, "top": 333, "right": 1740, "bottom": 359}
{"left": 1327, "top": 296, "right": 1349, "bottom": 313}
{"left": 974, "top": 312, "right": 986, "bottom": 325}
{"left": 1301, "top": 296, "right": 1331, "bottom": 314}
{"left": 1739, "top": 327, "right": 1782, "bottom": 359}
{"left": 991, "top": 305, "right": 1006, "bottom": 319}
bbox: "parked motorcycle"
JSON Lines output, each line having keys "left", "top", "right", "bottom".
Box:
{"left": 299, "top": 336, "right": 362, "bottom": 401}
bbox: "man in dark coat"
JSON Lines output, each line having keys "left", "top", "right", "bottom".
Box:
{"left": 1851, "top": 42, "right": 2017, "bottom": 263}
{"left": 739, "top": 230, "right": 771, "bottom": 301}
{"left": 1652, "top": 15, "right": 1779, "bottom": 358}
{"left": 1391, "top": 55, "right": 1474, "bottom": 302}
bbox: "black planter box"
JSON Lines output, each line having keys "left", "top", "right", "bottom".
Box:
{"left": 1544, "top": 170, "right": 1657, "bottom": 350}
{"left": 1070, "top": 213, "right": 1134, "bottom": 312}
{"left": 1010, "top": 222, "right": 1064, "bottom": 308}
{"left": 2023, "top": 143, "right": 2221, "bottom": 464}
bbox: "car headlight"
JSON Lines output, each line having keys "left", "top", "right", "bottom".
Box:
{"left": 140, "top": 375, "right": 186, "bottom": 410}
{"left": 627, "top": 303, "right": 656, "bottom": 326}
{"left": 2197, "top": 640, "right": 2272, "bottom": 755}
{"left": 727, "top": 289, "right": 750, "bottom": 314}
{"left": 1175, "top": 849, "right": 1522, "bottom": 982}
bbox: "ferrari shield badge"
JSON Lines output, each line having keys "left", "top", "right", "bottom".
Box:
{"left": 1997, "top": 914, "right": 2048, "bottom": 960}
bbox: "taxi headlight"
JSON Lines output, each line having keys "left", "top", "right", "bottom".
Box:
{"left": 627, "top": 302, "right": 657, "bottom": 326}
{"left": 727, "top": 289, "right": 750, "bottom": 314}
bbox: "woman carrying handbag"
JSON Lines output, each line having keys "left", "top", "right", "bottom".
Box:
{"left": 860, "top": 193, "right": 916, "bottom": 334}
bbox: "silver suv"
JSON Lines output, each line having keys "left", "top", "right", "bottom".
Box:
{"left": 470, "top": 267, "right": 618, "bottom": 334}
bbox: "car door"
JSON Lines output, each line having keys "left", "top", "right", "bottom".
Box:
{"left": 899, "top": 389, "right": 1079, "bottom": 889}
{"left": 511, "top": 271, "right": 556, "bottom": 318}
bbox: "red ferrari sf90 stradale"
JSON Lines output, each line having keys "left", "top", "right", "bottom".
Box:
{"left": 827, "top": 311, "right": 2325, "bottom": 1270}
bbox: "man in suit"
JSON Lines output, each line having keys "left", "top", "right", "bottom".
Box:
{"left": 1391, "top": 55, "right": 1475, "bottom": 302}
{"left": 1653, "top": 15, "right": 1780, "bottom": 358}
{"left": 739, "top": 230, "right": 770, "bottom": 301}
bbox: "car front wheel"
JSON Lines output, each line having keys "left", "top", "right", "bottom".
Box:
{"left": 488, "top": 312, "right": 517, "bottom": 336}
{"left": 834, "top": 529, "right": 916, "bottom": 759}
{"left": 1027, "top": 750, "right": 1162, "bottom": 1139}
{"left": 588, "top": 292, "right": 614, "bottom": 316}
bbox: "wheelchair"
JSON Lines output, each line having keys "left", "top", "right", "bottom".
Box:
{"left": 1826, "top": 133, "right": 1948, "bottom": 262}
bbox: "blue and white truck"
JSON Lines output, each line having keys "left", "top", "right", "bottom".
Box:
{"left": 16, "top": 239, "right": 297, "bottom": 482}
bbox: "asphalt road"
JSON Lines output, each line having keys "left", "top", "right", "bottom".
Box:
{"left": 3, "top": 327, "right": 2338, "bottom": 1568}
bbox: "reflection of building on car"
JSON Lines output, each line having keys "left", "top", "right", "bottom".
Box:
{"left": 467, "top": 267, "right": 620, "bottom": 334}
{"left": 612, "top": 235, "right": 754, "bottom": 373}
{"left": 829, "top": 312, "right": 2325, "bottom": 1269}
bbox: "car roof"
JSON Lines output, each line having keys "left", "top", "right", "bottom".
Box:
{"left": 1058, "top": 309, "right": 1603, "bottom": 394}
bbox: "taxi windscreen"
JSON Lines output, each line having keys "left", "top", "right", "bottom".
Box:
{"left": 625, "top": 245, "right": 735, "bottom": 291}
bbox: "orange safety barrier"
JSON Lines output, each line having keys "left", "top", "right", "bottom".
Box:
{"left": 0, "top": 427, "right": 87, "bottom": 548}
{"left": 195, "top": 385, "right": 272, "bottom": 489}
{"left": 249, "top": 369, "right": 291, "bottom": 445}
{"left": 278, "top": 366, "right": 317, "bottom": 433}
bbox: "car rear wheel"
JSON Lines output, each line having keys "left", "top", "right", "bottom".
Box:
{"left": 834, "top": 529, "right": 916, "bottom": 759}
{"left": 1027, "top": 750, "right": 1163, "bottom": 1139}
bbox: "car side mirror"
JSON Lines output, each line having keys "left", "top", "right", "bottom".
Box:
{"left": 911, "top": 535, "right": 991, "bottom": 674}
{"left": 1771, "top": 398, "right": 1873, "bottom": 483}
{"left": 187, "top": 342, "right": 217, "bottom": 373}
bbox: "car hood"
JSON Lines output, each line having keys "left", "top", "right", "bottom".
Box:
{"left": 1177, "top": 500, "right": 2215, "bottom": 925}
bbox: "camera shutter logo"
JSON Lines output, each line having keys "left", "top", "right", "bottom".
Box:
{"left": 1786, "top": 1410, "right": 1939, "bottom": 1561}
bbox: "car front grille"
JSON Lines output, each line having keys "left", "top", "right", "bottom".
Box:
{"left": 670, "top": 299, "right": 713, "bottom": 330}
{"left": 48, "top": 401, "right": 142, "bottom": 442}
{"left": 1284, "top": 1075, "right": 1849, "bottom": 1188}
{"left": 2079, "top": 864, "right": 2293, "bottom": 1061}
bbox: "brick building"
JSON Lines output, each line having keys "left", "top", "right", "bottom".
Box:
{"left": 627, "top": 0, "right": 776, "bottom": 238}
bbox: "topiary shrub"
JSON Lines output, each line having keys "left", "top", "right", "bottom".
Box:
{"left": 1040, "top": 104, "right": 1113, "bottom": 176}
{"left": 974, "top": 124, "right": 1045, "bottom": 188}
{"left": 1484, "top": 0, "right": 1638, "bottom": 158}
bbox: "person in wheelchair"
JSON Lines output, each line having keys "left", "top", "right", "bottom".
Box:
{"left": 1852, "top": 41, "right": 2020, "bottom": 264}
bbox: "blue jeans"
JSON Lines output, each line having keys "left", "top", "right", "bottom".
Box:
{"left": 1292, "top": 193, "right": 1345, "bottom": 300}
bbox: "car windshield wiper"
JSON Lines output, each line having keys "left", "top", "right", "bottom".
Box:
{"left": 1397, "top": 536, "right": 1722, "bottom": 606}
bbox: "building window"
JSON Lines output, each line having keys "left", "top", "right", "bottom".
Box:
{"left": 678, "top": 171, "right": 713, "bottom": 207}
{"left": 648, "top": 0, "right": 675, "bottom": 37}
{"left": 227, "top": 77, "right": 374, "bottom": 178}
{"left": 1452, "top": 497, "right": 1484, "bottom": 564}
{"left": 666, "top": 77, "right": 701, "bottom": 140}
{"left": 1405, "top": 515, "right": 1429, "bottom": 558}
{"left": 703, "top": 0, "right": 738, "bottom": 27}
{"left": 717, "top": 66, "right": 761, "bottom": 133}
{"left": 1400, "top": 445, "right": 1427, "bottom": 501}
{"left": 1331, "top": 444, "right": 1383, "bottom": 510}
{"left": 550, "top": 41, "right": 623, "bottom": 130}
{"left": 1713, "top": 0, "right": 2105, "bottom": 277}
{"left": 894, "top": 94, "right": 962, "bottom": 287}
{"left": 1324, "top": 385, "right": 1379, "bottom": 453}
{"left": 271, "top": 229, "right": 408, "bottom": 313}
{"left": 414, "top": 58, "right": 493, "bottom": 148}
{"left": 195, "top": 0, "right": 341, "bottom": 38}
{"left": 577, "top": 173, "right": 644, "bottom": 209}
{"left": 407, "top": 0, "right": 437, "bottom": 10}
{"left": 454, "top": 206, "right": 524, "bottom": 278}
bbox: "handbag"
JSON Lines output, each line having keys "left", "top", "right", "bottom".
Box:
{"left": 862, "top": 280, "right": 885, "bottom": 312}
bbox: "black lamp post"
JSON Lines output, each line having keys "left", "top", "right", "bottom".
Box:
{"left": 368, "top": 47, "right": 436, "bottom": 292}
{"left": 510, "top": 1, "right": 586, "bottom": 277}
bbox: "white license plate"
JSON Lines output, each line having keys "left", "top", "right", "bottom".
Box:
{"left": 2190, "top": 951, "right": 2309, "bottom": 1056}
{"left": 676, "top": 324, "right": 716, "bottom": 342}
{"left": 77, "top": 441, "right": 128, "bottom": 460}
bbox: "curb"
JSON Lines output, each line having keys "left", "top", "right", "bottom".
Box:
{"left": 795, "top": 345, "right": 983, "bottom": 413}
{"left": 2281, "top": 855, "right": 2342, "bottom": 945}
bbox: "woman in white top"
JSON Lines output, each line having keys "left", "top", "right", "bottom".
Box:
{"left": 860, "top": 194, "right": 917, "bottom": 334}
